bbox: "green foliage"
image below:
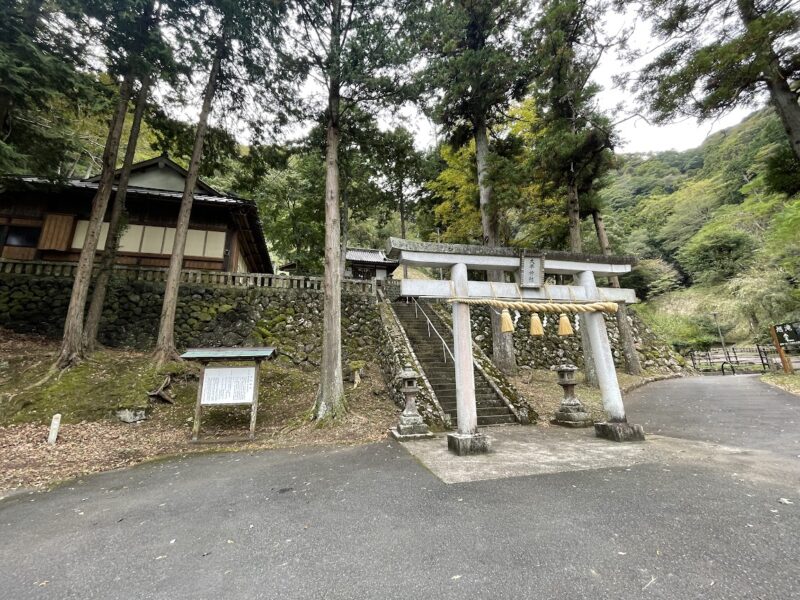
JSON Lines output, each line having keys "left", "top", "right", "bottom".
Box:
{"left": 633, "top": 301, "right": 719, "bottom": 350}
{"left": 427, "top": 143, "right": 482, "bottom": 244}
{"left": 250, "top": 153, "right": 326, "bottom": 274}
{"left": 146, "top": 107, "right": 240, "bottom": 177}
{"left": 527, "top": 0, "right": 617, "bottom": 203}
{"left": 603, "top": 108, "right": 800, "bottom": 345}
{"left": 619, "top": 258, "right": 681, "bottom": 300}
{"left": 0, "top": 0, "right": 97, "bottom": 174}
{"left": 635, "top": 0, "right": 800, "bottom": 158}
{"left": 420, "top": 0, "right": 534, "bottom": 142}
{"left": 676, "top": 227, "right": 756, "bottom": 284}
{"left": 765, "top": 145, "right": 800, "bottom": 196}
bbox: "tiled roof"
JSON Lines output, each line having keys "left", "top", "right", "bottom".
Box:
{"left": 345, "top": 248, "right": 398, "bottom": 265}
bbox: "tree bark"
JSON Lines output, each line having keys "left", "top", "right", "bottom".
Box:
{"left": 567, "top": 181, "right": 582, "bottom": 253}
{"left": 153, "top": 46, "right": 222, "bottom": 366}
{"left": 592, "top": 209, "right": 642, "bottom": 375}
{"left": 475, "top": 121, "right": 516, "bottom": 375}
{"left": 568, "top": 180, "right": 597, "bottom": 385}
{"left": 55, "top": 74, "right": 134, "bottom": 369}
{"left": 764, "top": 62, "right": 800, "bottom": 163}
{"left": 737, "top": 0, "right": 800, "bottom": 162}
{"left": 313, "top": 1, "right": 345, "bottom": 420}
{"left": 83, "top": 73, "right": 151, "bottom": 352}
{"left": 398, "top": 180, "right": 408, "bottom": 279}
{"left": 340, "top": 184, "right": 348, "bottom": 280}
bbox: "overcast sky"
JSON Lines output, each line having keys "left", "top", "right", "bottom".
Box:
{"left": 387, "top": 8, "right": 761, "bottom": 156}
{"left": 590, "top": 11, "right": 756, "bottom": 155}
{"left": 202, "top": 7, "right": 763, "bottom": 156}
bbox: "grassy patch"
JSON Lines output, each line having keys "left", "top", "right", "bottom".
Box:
{"left": 760, "top": 373, "right": 800, "bottom": 396}
{"left": 636, "top": 285, "right": 753, "bottom": 348}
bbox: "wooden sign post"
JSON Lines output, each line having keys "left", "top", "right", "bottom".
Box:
{"left": 770, "top": 324, "right": 796, "bottom": 374}
{"left": 181, "top": 347, "right": 277, "bottom": 442}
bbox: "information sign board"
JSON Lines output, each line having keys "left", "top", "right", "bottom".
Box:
{"left": 200, "top": 366, "right": 257, "bottom": 406}
{"left": 775, "top": 322, "right": 800, "bottom": 348}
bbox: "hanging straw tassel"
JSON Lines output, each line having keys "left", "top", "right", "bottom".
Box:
{"left": 529, "top": 313, "right": 544, "bottom": 336}
{"left": 500, "top": 308, "right": 515, "bottom": 333}
{"left": 558, "top": 313, "right": 574, "bottom": 336}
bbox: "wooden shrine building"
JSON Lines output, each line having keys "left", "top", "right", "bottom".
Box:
{"left": 0, "top": 154, "right": 272, "bottom": 273}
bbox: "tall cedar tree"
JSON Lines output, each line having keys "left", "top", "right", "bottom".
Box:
{"left": 421, "top": 0, "right": 534, "bottom": 375}
{"left": 56, "top": 0, "right": 161, "bottom": 368}
{"left": 82, "top": 75, "right": 152, "bottom": 351}
{"left": 378, "top": 127, "right": 426, "bottom": 278}
{"left": 0, "top": 0, "right": 88, "bottom": 174}
{"left": 84, "top": 0, "right": 184, "bottom": 351}
{"left": 528, "top": 0, "right": 621, "bottom": 383}
{"left": 153, "top": 0, "right": 293, "bottom": 365}
{"left": 529, "top": 0, "right": 616, "bottom": 253}
{"left": 287, "top": 0, "right": 418, "bottom": 420}
{"left": 631, "top": 0, "right": 800, "bottom": 161}
{"left": 304, "top": 109, "right": 393, "bottom": 279}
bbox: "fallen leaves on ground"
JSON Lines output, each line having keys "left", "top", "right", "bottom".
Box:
{"left": 0, "top": 329, "right": 399, "bottom": 495}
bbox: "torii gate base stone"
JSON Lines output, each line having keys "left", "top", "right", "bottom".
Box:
{"left": 387, "top": 238, "right": 646, "bottom": 455}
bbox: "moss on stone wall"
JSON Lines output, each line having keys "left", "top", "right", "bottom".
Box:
{"left": 0, "top": 274, "right": 379, "bottom": 366}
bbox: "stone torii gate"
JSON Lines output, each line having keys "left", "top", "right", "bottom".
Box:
{"left": 386, "top": 238, "right": 646, "bottom": 455}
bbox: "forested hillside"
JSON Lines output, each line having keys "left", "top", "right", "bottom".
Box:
{"left": 600, "top": 110, "right": 800, "bottom": 348}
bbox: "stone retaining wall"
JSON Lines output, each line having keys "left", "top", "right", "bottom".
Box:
{"left": 0, "top": 274, "right": 379, "bottom": 365}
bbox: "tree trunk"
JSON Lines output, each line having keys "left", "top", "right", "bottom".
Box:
{"left": 737, "top": 0, "right": 800, "bottom": 162}
{"left": 592, "top": 209, "right": 642, "bottom": 375}
{"left": 568, "top": 180, "right": 597, "bottom": 385}
{"left": 55, "top": 74, "right": 134, "bottom": 369}
{"left": 475, "top": 121, "right": 516, "bottom": 375}
{"left": 567, "top": 181, "right": 582, "bottom": 253}
{"left": 153, "top": 47, "right": 222, "bottom": 366}
{"left": 83, "top": 73, "right": 151, "bottom": 352}
{"left": 764, "top": 66, "right": 800, "bottom": 163}
{"left": 592, "top": 210, "right": 618, "bottom": 287}
{"left": 314, "top": 103, "right": 345, "bottom": 420}
{"left": 399, "top": 181, "right": 407, "bottom": 279}
{"left": 340, "top": 184, "right": 348, "bottom": 280}
{"left": 314, "top": 1, "right": 345, "bottom": 420}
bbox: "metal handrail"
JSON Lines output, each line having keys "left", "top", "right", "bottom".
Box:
{"left": 411, "top": 298, "right": 455, "bottom": 364}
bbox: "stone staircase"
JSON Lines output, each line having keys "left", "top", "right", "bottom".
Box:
{"left": 392, "top": 300, "right": 518, "bottom": 427}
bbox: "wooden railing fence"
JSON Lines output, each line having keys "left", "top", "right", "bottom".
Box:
{"left": 0, "top": 259, "right": 377, "bottom": 295}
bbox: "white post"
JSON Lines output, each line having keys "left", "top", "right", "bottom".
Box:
{"left": 577, "top": 270, "right": 626, "bottom": 421}
{"left": 451, "top": 263, "right": 478, "bottom": 435}
{"left": 47, "top": 413, "right": 62, "bottom": 445}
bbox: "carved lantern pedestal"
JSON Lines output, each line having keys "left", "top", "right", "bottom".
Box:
{"left": 551, "top": 364, "right": 593, "bottom": 428}
{"left": 390, "top": 364, "right": 433, "bottom": 441}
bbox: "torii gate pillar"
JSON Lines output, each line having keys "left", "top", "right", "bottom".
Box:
{"left": 447, "top": 263, "right": 489, "bottom": 455}
{"left": 578, "top": 270, "right": 645, "bottom": 442}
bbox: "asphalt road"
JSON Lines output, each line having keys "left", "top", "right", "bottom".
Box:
{"left": 625, "top": 374, "right": 800, "bottom": 460}
{"left": 2, "top": 375, "right": 799, "bottom": 600}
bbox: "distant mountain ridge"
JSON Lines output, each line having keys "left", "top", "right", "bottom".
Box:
{"left": 597, "top": 109, "right": 800, "bottom": 347}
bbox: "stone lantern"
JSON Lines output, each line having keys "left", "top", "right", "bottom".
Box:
{"left": 390, "top": 363, "right": 433, "bottom": 440}
{"left": 551, "top": 363, "right": 592, "bottom": 428}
